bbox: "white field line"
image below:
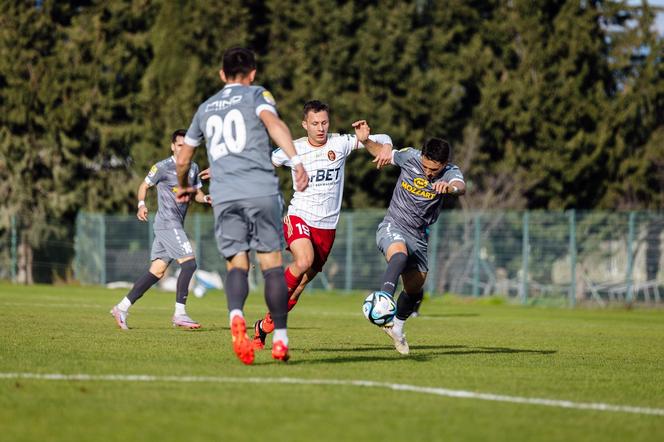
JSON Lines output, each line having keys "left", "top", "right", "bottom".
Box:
{"left": 1, "top": 372, "right": 662, "bottom": 417}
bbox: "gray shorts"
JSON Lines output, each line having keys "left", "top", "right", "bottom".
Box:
{"left": 213, "top": 194, "right": 284, "bottom": 259}
{"left": 376, "top": 220, "right": 428, "bottom": 273}
{"left": 151, "top": 228, "right": 194, "bottom": 263}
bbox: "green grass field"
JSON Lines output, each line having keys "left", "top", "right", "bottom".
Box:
{"left": 1, "top": 283, "right": 663, "bottom": 442}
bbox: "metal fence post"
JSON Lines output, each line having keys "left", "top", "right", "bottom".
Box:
{"left": 520, "top": 211, "right": 529, "bottom": 305}
{"left": 427, "top": 219, "right": 440, "bottom": 296}
{"left": 626, "top": 211, "right": 635, "bottom": 304}
{"left": 99, "top": 214, "right": 106, "bottom": 285}
{"left": 568, "top": 209, "right": 576, "bottom": 308}
{"left": 344, "top": 212, "right": 353, "bottom": 292}
{"left": 472, "top": 213, "right": 481, "bottom": 296}
{"left": 10, "top": 214, "right": 17, "bottom": 283}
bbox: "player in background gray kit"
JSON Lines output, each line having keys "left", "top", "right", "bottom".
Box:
{"left": 110, "top": 129, "right": 212, "bottom": 330}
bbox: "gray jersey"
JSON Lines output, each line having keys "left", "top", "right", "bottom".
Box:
{"left": 145, "top": 156, "right": 202, "bottom": 230}
{"left": 384, "top": 148, "right": 465, "bottom": 235}
{"left": 184, "top": 83, "right": 280, "bottom": 204}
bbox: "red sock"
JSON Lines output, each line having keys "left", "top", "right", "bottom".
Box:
{"left": 284, "top": 267, "right": 303, "bottom": 294}
{"left": 287, "top": 298, "right": 298, "bottom": 311}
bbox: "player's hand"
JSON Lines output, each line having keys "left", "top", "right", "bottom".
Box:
{"left": 204, "top": 194, "right": 212, "bottom": 205}
{"left": 199, "top": 168, "right": 211, "bottom": 180}
{"left": 175, "top": 187, "right": 195, "bottom": 203}
{"left": 431, "top": 181, "right": 453, "bottom": 194}
{"left": 352, "top": 120, "right": 370, "bottom": 142}
{"left": 372, "top": 143, "right": 393, "bottom": 169}
{"left": 293, "top": 163, "right": 309, "bottom": 192}
{"left": 137, "top": 206, "right": 148, "bottom": 222}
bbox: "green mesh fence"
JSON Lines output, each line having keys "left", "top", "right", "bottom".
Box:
{"left": 67, "top": 210, "right": 664, "bottom": 305}
{"left": 3, "top": 211, "right": 662, "bottom": 304}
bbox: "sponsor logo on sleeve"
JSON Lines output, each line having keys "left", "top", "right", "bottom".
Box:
{"left": 262, "top": 91, "right": 276, "bottom": 106}
{"left": 148, "top": 165, "right": 158, "bottom": 178}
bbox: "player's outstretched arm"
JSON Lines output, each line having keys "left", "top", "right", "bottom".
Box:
{"left": 260, "top": 110, "right": 309, "bottom": 191}
{"left": 175, "top": 145, "right": 196, "bottom": 203}
{"left": 136, "top": 181, "right": 150, "bottom": 222}
{"left": 431, "top": 180, "right": 466, "bottom": 196}
{"left": 352, "top": 120, "right": 393, "bottom": 169}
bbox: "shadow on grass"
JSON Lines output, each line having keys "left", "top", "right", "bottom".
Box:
{"left": 296, "top": 344, "right": 556, "bottom": 364}
{"left": 416, "top": 313, "right": 480, "bottom": 318}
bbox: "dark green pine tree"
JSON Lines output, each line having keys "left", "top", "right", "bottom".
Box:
{"left": 599, "top": 0, "right": 664, "bottom": 209}
{"left": 472, "top": 0, "right": 614, "bottom": 209}
{"left": 0, "top": 1, "right": 155, "bottom": 282}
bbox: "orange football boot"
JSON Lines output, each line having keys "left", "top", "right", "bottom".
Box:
{"left": 272, "top": 340, "right": 290, "bottom": 362}
{"left": 231, "top": 316, "right": 254, "bottom": 365}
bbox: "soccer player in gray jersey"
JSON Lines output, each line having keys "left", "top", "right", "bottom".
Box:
{"left": 110, "top": 129, "right": 211, "bottom": 330}
{"left": 374, "top": 138, "right": 466, "bottom": 354}
{"left": 175, "top": 47, "right": 308, "bottom": 365}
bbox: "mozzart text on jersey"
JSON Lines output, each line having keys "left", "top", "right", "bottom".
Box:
{"left": 401, "top": 180, "right": 436, "bottom": 199}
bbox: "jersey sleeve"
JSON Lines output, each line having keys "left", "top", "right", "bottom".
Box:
{"left": 144, "top": 163, "right": 162, "bottom": 186}
{"left": 184, "top": 106, "right": 204, "bottom": 147}
{"left": 441, "top": 164, "right": 465, "bottom": 185}
{"left": 271, "top": 148, "right": 290, "bottom": 167}
{"left": 391, "top": 147, "right": 419, "bottom": 168}
{"left": 336, "top": 134, "right": 357, "bottom": 156}
{"left": 356, "top": 133, "right": 393, "bottom": 151}
{"left": 253, "top": 86, "right": 278, "bottom": 118}
{"left": 191, "top": 163, "right": 203, "bottom": 189}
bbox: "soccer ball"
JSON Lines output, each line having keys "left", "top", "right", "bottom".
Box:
{"left": 193, "top": 285, "right": 207, "bottom": 298}
{"left": 362, "top": 291, "right": 397, "bottom": 326}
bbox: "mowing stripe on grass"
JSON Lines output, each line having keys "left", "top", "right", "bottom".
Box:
{"left": 2, "top": 372, "right": 662, "bottom": 416}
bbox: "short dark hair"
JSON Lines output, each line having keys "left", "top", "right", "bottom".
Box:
{"left": 422, "top": 137, "right": 451, "bottom": 164}
{"left": 171, "top": 129, "right": 186, "bottom": 143}
{"left": 302, "top": 100, "right": 330, "bottom": 120}
{"left": 222, "top": 47, "right": 257, "bottom": 79}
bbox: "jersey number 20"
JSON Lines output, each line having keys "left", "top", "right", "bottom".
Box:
{"left": 206, "top": 109, "right": 247, "bottom": 160}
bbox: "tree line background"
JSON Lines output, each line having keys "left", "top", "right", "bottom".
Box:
{"left": 0, "top": 0, "right": 662, "bottom": 282}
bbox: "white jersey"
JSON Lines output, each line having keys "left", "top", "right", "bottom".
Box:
{"left": 272, "top": 133, "right": 392, "bottom": 229}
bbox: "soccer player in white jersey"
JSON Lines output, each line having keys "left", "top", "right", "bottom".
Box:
{"left": 252, "top": 100, "right": 393, "bottom": 349}
{"left": 175, "top": 48, "right": 307, "bottom": 365}
{"left": 110, "top": 129, "right": 211, "bottom": 330}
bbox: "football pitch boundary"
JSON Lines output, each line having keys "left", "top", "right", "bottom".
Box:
{"left": 2, "top": 372, "right": 663, "bottom": 417}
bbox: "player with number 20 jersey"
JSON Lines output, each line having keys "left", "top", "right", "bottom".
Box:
{"left": 179, "top": 48, "right": 307, "bottom": 365}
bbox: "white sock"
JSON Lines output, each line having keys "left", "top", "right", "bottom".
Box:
{"left": 174, "top": 302, "right": 186, "bottom": 316}
{"left": 229, "top": 309, "right": 244, "bottom": 322}
{"left": 392, "top": 317, "right": 406, "bottom": 335}
{"left": 273, "top": 329, "right": 288, "bottom": 346}
{"left": 118, "top": 297, "right": 131, "bottom": 312}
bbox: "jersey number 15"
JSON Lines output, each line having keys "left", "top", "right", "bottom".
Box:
{"left": 206, "top": 109, "right": 247, "bottom": 161}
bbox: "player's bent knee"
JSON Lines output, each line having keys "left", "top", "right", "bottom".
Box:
{"left": 179, "top": 258, "right": 197, "bottom": 272}
{"left": 294, "top": 257, "right": 313, "bottom": 273}
{"left": 257, "top": 250, "right": 282, "bottom": 270}
{"left": 402, "top": 271, "right": 426, "bottom": 293}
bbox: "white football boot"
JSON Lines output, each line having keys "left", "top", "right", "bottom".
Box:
{"left": 110, "top": 306, "right": 129, "bottom": 330}
{"left": 382, "top": 324, "right": 409, "bottom": 355}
